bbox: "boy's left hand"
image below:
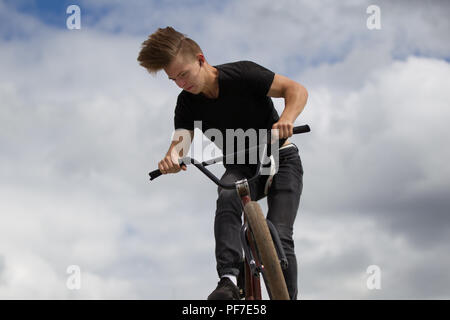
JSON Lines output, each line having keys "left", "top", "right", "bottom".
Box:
{"left": 271, "top": 119, "right": 293, "bottom": 142}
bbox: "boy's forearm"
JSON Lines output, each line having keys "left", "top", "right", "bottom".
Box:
{"left": 169, "top": 129, "right": 193, "bottom": 157}
{"left": 279, "top": 84, "right": 308, "bottom": 123}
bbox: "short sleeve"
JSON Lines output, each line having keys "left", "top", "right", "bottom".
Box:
{"left": 174, "top": 94, "right": 194, "bottom": 130}
{"left": 241, "top": 61, "right": 275, "bottom": 96}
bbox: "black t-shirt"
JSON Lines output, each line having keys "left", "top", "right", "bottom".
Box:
{"left": 174, "top": 60, "right": 283, "bottom": 168}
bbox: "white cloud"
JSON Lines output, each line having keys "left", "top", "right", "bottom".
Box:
{"left": 296, "top": 210, "right": 450, "bottom": 299}
{"left": 303, "top": 55, "right": 450, "bottom": 215}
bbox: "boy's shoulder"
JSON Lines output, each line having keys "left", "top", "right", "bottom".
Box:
{"left": 214, "top": 60, "right": 256, "bottom": 70}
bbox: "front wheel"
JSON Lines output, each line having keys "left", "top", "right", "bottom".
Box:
{"left": 244, "top": 201, "right": 290, "bottom": 300}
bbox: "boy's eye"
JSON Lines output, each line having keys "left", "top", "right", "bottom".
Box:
{"left": 169, "top": 71, "right": 189, "bottom": 81}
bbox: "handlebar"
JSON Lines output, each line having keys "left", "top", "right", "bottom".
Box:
{"left": 149, "top": 125, "right": 311, "bottom": 188}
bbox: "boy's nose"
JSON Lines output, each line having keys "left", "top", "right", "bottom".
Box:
{"left": 176, "top": 79, "right": 186, "bottom": 88}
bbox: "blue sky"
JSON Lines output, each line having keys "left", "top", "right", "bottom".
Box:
{"left": 0, "top": 0, "right": 387, "bottom": 73}
{"left": 4, "top": 0, "right": 78, "bottom": 27}
{"left": 1, "top": 0, "right": 449, "bottom": 299}
{"left": 3, "top": 1, "right": 448, "bottom": 71}
{"left": 1, "top": 0, "right": 232, "bottom": 31}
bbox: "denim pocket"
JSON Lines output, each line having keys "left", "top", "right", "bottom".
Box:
{"left": 271, "top": 155, "right": 303, "bottom": 193}
{"left": 278, "top": 147, "right": 303, "bottom": 175}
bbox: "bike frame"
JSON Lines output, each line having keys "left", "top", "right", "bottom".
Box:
{"left": 149, "top": 125, "right": 310, "bottom": 300}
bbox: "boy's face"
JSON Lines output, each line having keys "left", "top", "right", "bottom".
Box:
{"left": 164, "top": 53, "right": 203, "bottom": 94}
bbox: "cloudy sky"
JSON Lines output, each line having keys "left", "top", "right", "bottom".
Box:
{"left": 0, "top": 0, "right": 449, "bottom": 299}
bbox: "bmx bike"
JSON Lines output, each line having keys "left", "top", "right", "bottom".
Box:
{"left": 149, "top": 124, "right": 310, "bottom": 300}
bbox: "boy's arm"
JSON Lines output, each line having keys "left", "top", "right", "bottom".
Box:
{"left": 170, "top": 129, "right": 194, "bottom": 156}
{"left": 159, "top": 129, "right": 194, "bottom": 174}
{"left": 267, "top": 74, "right": 308, "bottom": 139}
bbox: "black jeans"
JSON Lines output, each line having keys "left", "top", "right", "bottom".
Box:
{"left": 214, "top": 143, "right": 304, "bottom": 300}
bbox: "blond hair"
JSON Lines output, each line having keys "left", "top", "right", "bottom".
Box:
{"left": 137, "top": 26, "right": 203, "bottom": 74}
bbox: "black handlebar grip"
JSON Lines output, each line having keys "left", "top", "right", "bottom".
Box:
{"left": 293, "top": 125, "right": 311, "bottom": 134}
{"left": 149, "top": 169, "right": 162, "bottom": 181}
{"left": 149, "top": 161, "right": 188, "bottom": 181}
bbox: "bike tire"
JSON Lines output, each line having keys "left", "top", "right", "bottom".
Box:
{"left": 243, "top": 201, "right": 290, "bottom": 300}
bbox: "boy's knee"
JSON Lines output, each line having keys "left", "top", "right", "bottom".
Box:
{"left": 217, "top": 188, "right": 237, "bottom": 203}
{"left": 216, "top": 189, "right": 242, "bottom": 215}
{"left": 270, "top": 223, "right": 295, "bottom": 247}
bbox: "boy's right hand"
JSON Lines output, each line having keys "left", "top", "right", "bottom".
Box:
{"left": 158, "top": 148, "right": 187, "bottom": 174}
